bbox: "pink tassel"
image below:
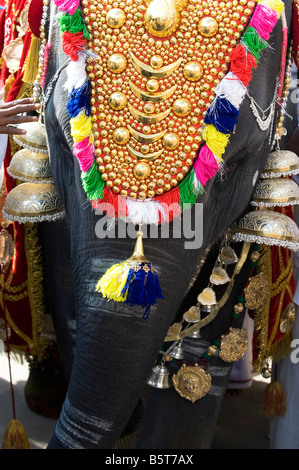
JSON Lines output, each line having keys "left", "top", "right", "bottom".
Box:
{"left": 73, "top": 137, "right": 94, "bottom": 172}
{"left": 194, "top": 145, "right": 219, "bottom": 186}
{"left": 249, "top": 4, "right": 278, "bottom": 40}
{"left": 53, "top": 0, "right": 80, "bottom": 15}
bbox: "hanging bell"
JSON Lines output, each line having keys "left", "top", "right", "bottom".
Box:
{"left": 189, "top": 328, "right": 201, "bottom": 338}
{"left": 261, "top": 150, "right": 299, "bottom": 179}
{"left": 7, "top": 148, "right": 53, "bottom": 184}
{"left": 147, "top": 361, "right": 171, "bottom": 389}
{"left": 13, "top": 121, "right": 48, "bottom": 154}
{"left": 232, "top": 210, "right": 299, "bottom": 251}
{"left": 169, "top": 340, "right": 185, "bottom": 360}
{"left": 2, "top": 182, "right": 65, "bottom": 223}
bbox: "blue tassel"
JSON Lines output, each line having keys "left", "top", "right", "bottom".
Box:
{"left": 121, "top": 263, "right": 164, "bottom": 319}
{"left": 204, "top": 96, "right": 239, "bottom": 133}
{"left": 67, "top": 81, "right": 91, "bottom": 118}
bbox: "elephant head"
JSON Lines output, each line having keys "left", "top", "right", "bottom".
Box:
{"left": 40, "top": 0, "right": 295, "bottom": 448}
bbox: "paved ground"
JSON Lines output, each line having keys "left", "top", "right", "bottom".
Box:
{"left": 0, "top": 341, "right": 270, "bottom": 450}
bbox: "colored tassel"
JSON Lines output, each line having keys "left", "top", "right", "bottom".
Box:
{"left": 260, "top": 380, "right": 287, "bottom": 418}
{"left": 215, "top": 72, "right": 247, "bottom": 109}
{"left": 70, "top": 110, "right": 93, "bottom": 142}
{"left": 73, "top": 136, "right": 94, "bottom": 172}
{"left": 179, "top": 169, "right": 203, "bottom": 207}
{"left": 241, "top": 26, "right": 268, "bottom": 60}
{"left": 53, "top": 0, "right": 80, "bottom": 16}
{"left": 64, "top": 54, "right": 87, "bottom": 92}
{"left": 204, "top": 96, "right": 239, "bottom": 133}
{"left": 22, "top": 35, "right": 41, "bottom": 84}
{"left": 249, "top": 4, "right": 279, "bottom": 39}
{"left": 194, "top": 145, "right": 219, "bottom": 186}
{"left": 61, "top": 31, "right": 86, "bottom": 61}
{"left": 67, "top": 81, "right": 91, "bottom": 118}
{"left": 81, "top": 160, "right": 105, "bottom": 201}
{"left": 57, "top": 8, "right": 90, "bottom": 39}
{"left": 2, "top": 419, "right": 30, "bottom": 449}
{"left": 229, "top": 44, "right": 257, "bottom": 87}
{"left": 202, "top": 124, "right": 229, "bottom": 159}
{"left": 95, "top": 231, "right": 163, "bottom": 318}
{"left": 259, "top": 0, "right": 284, "bottom": 17}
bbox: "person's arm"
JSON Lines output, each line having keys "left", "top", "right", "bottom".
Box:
{"left": 0, "top": 97, "right": 40, "bottom": 135}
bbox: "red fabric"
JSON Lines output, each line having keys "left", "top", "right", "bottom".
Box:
{"left": 0, "top": 0, "right": 36, "bottom": 352}
{"left": 292, "top": 1, "right": 299, "bottom": 69}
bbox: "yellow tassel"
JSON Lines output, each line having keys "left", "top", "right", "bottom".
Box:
{"left": 95, "top": 263, "right": 129, "bottom": 302}
{"left": 22, "top": 35, "right": 41, "bottom": 85}
{"left": 260, "top": 380, "right": 287, "bottom": 418}
{"left": 202, "top": 124, "right": 229, "bottom": 159}
{"left": 2, "top": 419, "right": 30, "bottom": 449}
{"left": 70, "top": 112, "right": 93, "bottom": 143}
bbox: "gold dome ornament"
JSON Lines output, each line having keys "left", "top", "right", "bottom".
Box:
{"left": 261, "top": 150, "right": 299, "bottom": 179}
{"left": 144, "top": 0, "right": 180, "bottom": 38}
{"left": 172, "top": 364, "right": 212, "bottom": 403}
{"left": 232, "top": 210, "right": 299, "bottom": 251}
{"left": 3, "top": 182, "right": 65, "bottom": 223}
{"left": 219, "top": 328, "right": 248, "bottom": 362}
{"left": 251, "top": 178, "right": 299, "bottom": 207}
{"left": 13, "top": 121, "right": 48, "bottom": 154}
{"left": 7, "top": 148, "right": 53, "bottom": 184}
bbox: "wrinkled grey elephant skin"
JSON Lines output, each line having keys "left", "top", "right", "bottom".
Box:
{"left": 42, "top": 2, "right": 293, "bottom": 449}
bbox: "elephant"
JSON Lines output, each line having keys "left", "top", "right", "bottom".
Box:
{"left": 38, "top": 0, "right": 295, "bottom": 449}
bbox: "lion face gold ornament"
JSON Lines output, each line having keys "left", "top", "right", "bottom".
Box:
{"left": 172, "top": 364, "right": 212, "bottom": 403}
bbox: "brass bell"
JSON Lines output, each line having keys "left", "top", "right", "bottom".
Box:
{"left": 13, "top": 121, "right": 48, "bottom": 154}
{"left": 232, "top": 210, "right": 299, "bottom": 251}
{"left": 251, "top": 177, "right": 299, "bottom": 207}
{"left": 3, "top": 182, "right": 65, "bottom": 223}
{"left": 147, "top": 361, "right": 171, "bottom": 389}
{"left": 169, "top": 341, "right": 185, "bottom": 360}
{"left": 261, "top": 150, "right": 299, "bottom": 179}
{"left": 7, "top": 148, "right": 53, "bottom": 183}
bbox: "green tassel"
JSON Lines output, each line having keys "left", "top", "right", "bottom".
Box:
{"left": 57, "top": 8, "right": 90, "bottom": 39}
{"left": 241, "top": 26, "right": 267, "bottom": 60}
{"left": 81, "top": 160, "right": 105, "bottom": 200}
{"left": 179, "top": 169, "right": 203, "bottom": 208}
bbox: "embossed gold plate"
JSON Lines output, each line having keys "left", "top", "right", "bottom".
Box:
{"left": 245, "top": 272, "right": 270, "bottom": 310}
{"left": 219, "top": 328, "right": 248, "bottom": 362}
{"left": 172, "top": 364, "right": 211, "bottom": 403}
{"left": 83, "top": 0, "right": 255, "bottom": 200}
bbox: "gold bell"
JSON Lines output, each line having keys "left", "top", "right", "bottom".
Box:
{"left": 13, "top": 121, "right": 48, "bottom": 154}
{"left": 3, "top": 182, "right": 65, "bottom": 223}
{"left": 147, "top": 361, "right": 171, "bottom": 389}
{"left": 7, "top": 148, "right": 52, "bottom": 183}
{"left": 261, "top": 150, "right": 299, "bottom": 178}
{"left": 232, "top": 210, "right": 299, "bottom": 251}
{"left": 251, "top": 177, "right": 299, "bottom": 207}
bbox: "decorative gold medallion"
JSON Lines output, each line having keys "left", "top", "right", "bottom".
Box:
{"left": 245, "top": 272, "right": 270, "bottom": 310}
{"left": 172, "top": 364, "right": 212, "bottom": 403}
{"left": 219, "top": 328, "right": 248, "bottom": 362}
{"left": 279, "top": 302, "right": 296, "bottom": 334}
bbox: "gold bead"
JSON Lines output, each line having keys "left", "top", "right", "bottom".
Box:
{"left": 113, "top": 127, "right": 130, "bottom": 145}
{"left": 108, "top": 92, "right": 127, "bottom": 110}
{"left": 133, "top": 162, "right": 151, "bottom": 179}
{"left": 163, "top": 133, "right": 180, "bottom": 149}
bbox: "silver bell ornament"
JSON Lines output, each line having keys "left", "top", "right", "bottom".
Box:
{"left": 147, "top": 360, "right": 171, "bottom": 389}
{"left": 169, "top": 340, "right": 185, "bottom": 360}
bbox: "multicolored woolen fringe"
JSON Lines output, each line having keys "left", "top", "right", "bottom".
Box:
{"left": 53, "top": 0, "right": 285, "bottom": 225}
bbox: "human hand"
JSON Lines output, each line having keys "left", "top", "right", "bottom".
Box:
{"left": 0, "top": 97, "right": 41, "bottom": 135}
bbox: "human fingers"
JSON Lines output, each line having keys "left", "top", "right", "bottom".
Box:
{"left": 0, "top": 101, "right": 41, "bottom": 117}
